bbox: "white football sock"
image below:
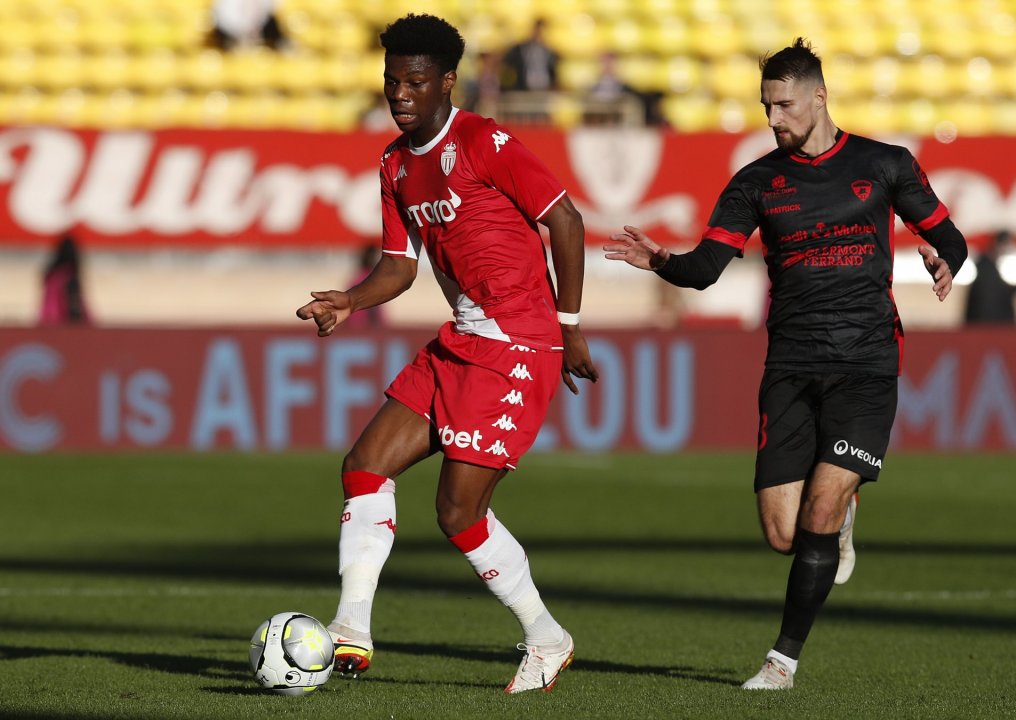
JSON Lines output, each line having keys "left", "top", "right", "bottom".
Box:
{"left": 767, "top": 649, "right": 799, "bottom": 674}
{"left": 459, "top": 511, "right": 564, "bottom": 647}
{"left": 332, "top": 486, "right": 396, "bottom": 638}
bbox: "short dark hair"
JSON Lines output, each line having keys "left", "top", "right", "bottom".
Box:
{"left": 760, "top": 38, "right": 824, "bottom": 85}
{"left": 379, "top": 14, "right": 466, "bottom": 74}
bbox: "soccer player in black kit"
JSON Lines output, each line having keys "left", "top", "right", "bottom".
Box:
{"left": 605, "top": 39, "right": 967, "bottom": 689}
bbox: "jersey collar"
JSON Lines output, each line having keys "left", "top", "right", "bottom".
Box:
{"left": 789, "top": 130, "right": 848, "bottom": 166}
{"left": 409, "top": 107, "right": 459, "bottom": 156}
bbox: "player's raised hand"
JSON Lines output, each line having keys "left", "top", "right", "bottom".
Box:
{"left": 560, "top": 325, "right": 599, "bottom": 395}
{"left": 296, "top": 290, "right": 353, "bottom": 336}
{"left": 918, "top": 245, "right": 953, "bottom": 301}
{"left": 604, "top": 225, "right": 671, "bottom": 271}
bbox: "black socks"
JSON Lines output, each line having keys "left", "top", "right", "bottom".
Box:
{"left": 773, "top": 529, "right": 840, "bottom": 660}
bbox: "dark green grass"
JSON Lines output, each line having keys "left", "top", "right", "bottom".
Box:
{"left": 0, "top": 451, "right": 1014, "bottom": 719}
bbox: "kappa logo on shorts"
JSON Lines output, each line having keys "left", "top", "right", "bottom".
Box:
{"left": 491, "top": 414, "right": 518, "bottom": 431}
{"left": 508, "top": 363, "right": 533, "bottom": 380}
{"left": 833, "top": 439, "right": 882, "bottom": 468}
{"left": 509, "top": 344, "right": 535, "bottom": 352}
{"left": 485, "top": 439, "right": 509, "bottom": 457}
{"left": 500, "top": 389, "right": 525, "bottom": 406}
{"left": 439, "top": 424, "right": 483, "bottom": 451}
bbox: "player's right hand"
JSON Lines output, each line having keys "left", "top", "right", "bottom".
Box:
{"left": 296, "top": 290, "right": 353, "bottom": 337}
{"left": 604, "top": 225, "right": 671, "bottom": 271}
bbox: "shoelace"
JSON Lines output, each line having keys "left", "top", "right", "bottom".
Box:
{"left": 514, "top": 644, "right": 547, "bottom": 687}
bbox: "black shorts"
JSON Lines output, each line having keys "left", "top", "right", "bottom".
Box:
{"left": 753, "top": 370, "right": 898, "bottom": 492}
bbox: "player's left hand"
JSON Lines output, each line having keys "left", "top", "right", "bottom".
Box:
{"left": 918, "top": 245, "right": 953, "bottom": 301}
{"left": 560, "top": 325, "right": 599, "bottom": 395}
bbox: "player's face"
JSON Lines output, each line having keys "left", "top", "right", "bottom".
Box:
{"left": 383, "top": 55, "right": 456, "bottom": 145}
{"left": 761, "top": 77, "right": 821, "bottom": 153}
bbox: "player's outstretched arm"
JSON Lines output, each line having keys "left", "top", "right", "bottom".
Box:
{"left": 542, "top": 197, "right": 599, "bottom": 395}
{"left": 604, "top": 225, "right": 670, "bottom": 271}
{"left": 296, "top": 253, "right": 417, "bottom": 336}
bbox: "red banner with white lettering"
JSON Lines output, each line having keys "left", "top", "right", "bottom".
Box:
{"left": 0, "top": 127, "right": 1011, "bottom": 251}
{"left": 2, "top": 327, "right": 1014, "bottom": 453}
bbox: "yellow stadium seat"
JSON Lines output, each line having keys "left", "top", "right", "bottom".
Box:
{"left": 30, "top": 51, "right": 85, "bottom": 91}
{"left": 81, "top": 50, "right": 132, "bottom": 92}
{"left": 617, "top": 54, "right": 667, "bottom": 93}
{"left": 179, "top": 50, "right": 226, "bottom": 92}
{"left": 603, "top": 17, "right": 647, "bottom": 55}
{"left": 688, "top": 17, "right": 744, "bottom": 59}
{"left": 661, "top": 55, "right": 703, "bottom": 94}
{"left": 939, "top": 98, "right": 993, "bottom": 136}
{"left": 660, "top": 93, "right": 720, "bottom": 132}
{"left": 546, "top": 15, "right": 605, "bottom": 59}
{"left": 706, "top": 54, "right": 760, "bottom": 102}
{"left": 127, "top": 50, "right": 184, "bottom": 94}
{"left": 271, "top": 53, "right": 324, "bottom": 94}
{"left": 993, "top": 99, "right": 1016, "bottom": 134}
{"left": 317, "top": 54, "right": 362, "bottom": 93}
{"left": 644, "top": 15, "right": 691, "bottom": 55}
{"left": 558, "top": 58, "right": 601, "bottom": 91}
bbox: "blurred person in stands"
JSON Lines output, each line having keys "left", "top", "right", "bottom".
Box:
{"left": 964, "top": 229, "right": 1015, "bottom": 325}
{"left": 605, "top": 38, "right": 967, "bottom": 690}
{"left": 40, "top": 234, "right": 91, "bottom": 326}
{"left": 461, "top": 50, "right": 502, "bottom": 117}
{"left": 209, "top": 0, "right": 289, "bottom": 51}
{"left": 296, "top": 13, "right": 598, "bottom": 694}
{"left": 501, "top": 18, "right": 558, "bottom": 92}
{"left": 588, "top": 52, "right": 663, "bottom": 126}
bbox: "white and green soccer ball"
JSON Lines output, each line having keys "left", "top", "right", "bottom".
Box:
{"left": 249, "top": 611, "right": 333, "bottom": 696}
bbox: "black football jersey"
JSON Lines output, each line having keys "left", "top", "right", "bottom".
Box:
{"left": 705, "top": 132, "right": 950, "bottom": 375}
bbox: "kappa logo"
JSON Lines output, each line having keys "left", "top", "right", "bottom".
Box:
{"left": 851, "top": 180, "right": 872, "bottom": 201}
{"left": 485, "top": 439, "right": 509, "bottom": 457}
{"left": 508, "top": 363, "right": 533, "bottom": 380}
{"left": 395, "top": 164, "right": 407, "bottom": 182}
{"left": 500, "top": 389, "right": 525, "bottom": 406}
{"left": 833, "top": 439, "right": 882, "bottom": 468}
{"left": 406, "top": 187, "right": 462, "bottom": 227}
{"left": 374, "top": 518, "right": 397, "bottom": 534}
{"left": 509, "top": 344, "right": 534, "bottom": 352}
{"left": 440, "top": 142, "right": 456, "bottom": 176}
{"left": 492, "top": 130, "right": 511, "bottom": 153}
{"left": 491, "top": 414, "right": 518, "bottom": 431}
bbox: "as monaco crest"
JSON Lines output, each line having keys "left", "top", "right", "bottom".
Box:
{"left": 851, "top": 180, "right": 872, "bottom": 201}
{"left": 441, "top": 142, "right": 457, "bottom": 176}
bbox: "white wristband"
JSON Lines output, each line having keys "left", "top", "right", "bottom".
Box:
{"left": 557, "top": 311, "right": 580, "bottom": 325}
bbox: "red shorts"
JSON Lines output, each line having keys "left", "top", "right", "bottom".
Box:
{"left": 385, "top": 322, "right": 561, "bottom": 470}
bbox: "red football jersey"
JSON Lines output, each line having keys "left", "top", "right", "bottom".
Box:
{"left": 380, "top": 108, "right": 567, "bottom": 351}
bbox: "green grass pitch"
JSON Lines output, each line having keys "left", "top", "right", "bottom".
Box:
{"left": 1, "top": 451, "right": 1014, "bottom": 720}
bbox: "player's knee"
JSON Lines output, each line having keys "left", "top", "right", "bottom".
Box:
{"left": 435, "top": 503, "right": 480, "bottom": 538}
{"left": 763, "top": 525, "right": 795, "bottom": 555}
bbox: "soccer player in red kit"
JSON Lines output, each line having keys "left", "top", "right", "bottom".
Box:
{"left": 605, "top": 39, "right": 966, "bottom": 689}
{"left": 297, "top": 13, "right": 598, "bottom": 694}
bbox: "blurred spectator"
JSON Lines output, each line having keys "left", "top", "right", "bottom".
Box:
{"left": 40, "top": 234, "right": 91, "bottom": 326}
{"left": 462, "top": 51, "right": 502, "bottom": 117}
{"left": 501, "top": 19, "right": 558, "bottom": 92}
{"left": 587, "top": 52, "right": 664, "bottom": 126}
{"left": 209, "top": 0, "right": 290, "bottom": 52}
{"left": 344, "top": 244, "right": 386, "bottom": 329}
{"left": 964, "top": 229, "right": 1016, "bottom": 325}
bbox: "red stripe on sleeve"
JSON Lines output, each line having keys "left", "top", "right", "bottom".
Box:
{"left": 703, "top": 226, "right": 750, "bottom": 251}
{"left": 904, "top": 201, "right": 949, "bottom": 234}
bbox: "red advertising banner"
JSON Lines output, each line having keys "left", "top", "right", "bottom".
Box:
{"left": 2, "top": 327, "right": 1014, "bottom": 453}
{"left": 0, "top": 126, "right": 1011, "bottom": 251}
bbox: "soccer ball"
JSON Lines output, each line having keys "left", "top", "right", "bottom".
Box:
{"left": 249, "top": 611, "right": 334, "bottom": 695}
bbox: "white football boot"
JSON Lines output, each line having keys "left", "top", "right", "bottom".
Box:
{"left": 741, "top": 655, "right": 794, "bottom": 690}
{"left": 327, "top": 625, "right": 374, "bottom": 678}
{"left": 504, "top": 630, "right": 574, "bottom": 694}
{"left": 835, "top": 493, "right": 858, "bottom": 585}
